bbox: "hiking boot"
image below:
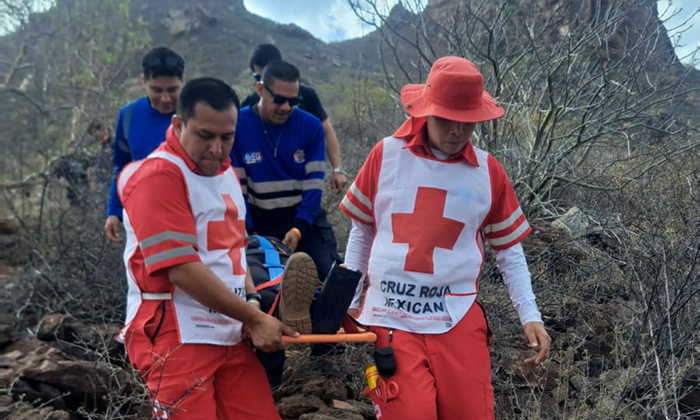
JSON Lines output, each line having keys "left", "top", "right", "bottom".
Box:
{"left": 278, "top": 252, "right": 318, "bottom": 335}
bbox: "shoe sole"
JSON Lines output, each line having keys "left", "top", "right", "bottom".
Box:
{"left": 279, "top": 252, "right": 318, "bottom": 335}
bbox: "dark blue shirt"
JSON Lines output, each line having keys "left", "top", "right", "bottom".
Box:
{"left": 106, "top": 96, "right": 174, "bottom": 219}
{"left": 231, "top": 106, "right": 325, "bottom": 235}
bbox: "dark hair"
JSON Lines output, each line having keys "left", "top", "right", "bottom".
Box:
{"left": 261, "top": 60, "right": 300, "bottom": 86}
{"left": 250, "top": 44, "right": 282, "bottom": 71}
{"left": 177, "top": 78, "right": 240, "bottom": 123}
{"left": 142, "top": 47, "right": 185, "bottom": 80}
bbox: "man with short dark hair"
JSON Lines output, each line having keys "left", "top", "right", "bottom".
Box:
{"left": 233, "top": 60, "right": 336, "bottom": 284}
{"left": 118, "top": 77, "right": 292, "bottom": 419}
{"left": 242, "top": 44, "right": 348, "bottom": 192}
{"left": 104, "top": 46, "right": 185, "bottom": 242}
{"left": 232, "top": 60, "right": 361, "bottom": 388}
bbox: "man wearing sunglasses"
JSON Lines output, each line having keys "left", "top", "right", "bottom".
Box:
{"left": 233, "top": 59, "right": 338, "bottom": 279}
{"left": 232, "top": 60, "right": 358, "bottom": 387}
{"left": 104, "top": 46, "right": 185, "bottom": 243}
{"left": 241, "top": 44, "right": 348, "bottom": 193}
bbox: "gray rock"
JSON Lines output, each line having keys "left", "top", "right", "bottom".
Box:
{"left": 277, "top": 394, "right": 325, "bottom": 419}
{"left": 4, "top": 338, "right": 135, "bottom": 412}
{"left": 299, "top": 409, "right": 364, "bottom": 420}
{"left": 302, "top": 377, "right": 348, "bottom": 402}
{"left": 551, "top": 206, "right": 589, "bottom": 239}
{"left": 569, "top": 375, "right": 585, "bottom": 391}
{"left": 36, "top": 314, "right": 72, "bottom": 341}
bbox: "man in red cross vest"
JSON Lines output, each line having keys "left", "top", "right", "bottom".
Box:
{"left": 117, "top": 77, "right": 295, "bottom": 419}
{"left": 340, "top": 56, "right": 551, "bottom": 420}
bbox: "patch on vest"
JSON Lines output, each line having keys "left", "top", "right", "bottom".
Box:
{"left": 244, "top": 152, "right": 262, "bottom": 164}
{"left": 293, "top": 149, "right": 305, "bottom": 163}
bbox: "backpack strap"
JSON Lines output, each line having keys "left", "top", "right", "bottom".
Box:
{"left": 248, "top": 235, "right": 292, "bottom": 314}
{"left": 257, "top": 236, "right": 285, "bottom": 281}
{"left": 114, "top": 100, "right": 137, "bottom": 157}
{"left": 122, "top": 100, "right": 137, "bottom": 145}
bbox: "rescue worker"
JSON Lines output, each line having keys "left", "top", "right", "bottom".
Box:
{"left": 118, "top": 77, "right": 294, "bottom": 419}
{"left": 341, "top": 56, "right": 552, "bottom": 420}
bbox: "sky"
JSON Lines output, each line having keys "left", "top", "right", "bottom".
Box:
{"left": 243, "top": 0, "right": 699, "bottom": 68}
{"left": 242, "top": 0, "right": 421, "bottom": 42}
{"left": 657, "top": 0, "right": 699, "bottom": 66}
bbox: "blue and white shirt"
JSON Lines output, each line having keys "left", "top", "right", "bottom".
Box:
{"left": 231, "top": 106, "right": 325, "bottom": 236}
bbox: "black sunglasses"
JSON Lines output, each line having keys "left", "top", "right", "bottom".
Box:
{"left": 252, "top": 72, "right": 261, "bottom": 82}
{"left": 145, "top": 56, "right": 181, "bottom": 70}
{"left": 263, "top": 83, "right": 302, "bottom": 106}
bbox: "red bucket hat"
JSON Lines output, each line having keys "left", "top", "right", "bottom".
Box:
{"left": 401, "top": 56, "right": 504, "bottom": 123}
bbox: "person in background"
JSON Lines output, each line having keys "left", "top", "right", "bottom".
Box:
{"left": 341, "top": 56, "right": 551, "bottom": 420}
{"left": 242, "top": 44, "right": 347, "bottom": 193}
{"left": 104, "top": 46, "right": 185, "bottom": 242}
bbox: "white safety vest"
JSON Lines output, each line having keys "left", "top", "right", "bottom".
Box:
{"left": 119, "top": 151, "right": 248, "bottom": 345}
{"left": 357, "top": 136, "right": 492, "bottom": 333}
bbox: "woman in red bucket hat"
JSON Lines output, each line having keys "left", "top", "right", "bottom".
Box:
{"left": 340, "top": 56, "right": 551, "bottom": 420}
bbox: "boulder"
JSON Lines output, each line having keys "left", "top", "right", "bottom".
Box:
{"left": 276, "top": 394, "right": 325, "bottom": 419}
{"left": 36, "top": 314, "right": 73, "bottom": 341}
{"left": 302, "top": 377, "right": 348, "bottom": 402}
{"left": 331, "top": 399, "right": 359, "bottom": 412}
{"left": 3, "top": 339, "right": 136, "bottom": 412}
{"left": 35, "top": 314, "right": 124, "bottom": 363}
{"left": 299, "top": 408, "right": 365, "bottom": 420}
{"left": 551, "top": 206, "right": 629, "bottom": 249}
{"left": 0, "top": 394, "right": 71, "bottom": 420}
{"left": 551, "top": 206, "right": 590, "bottom": 239}
{"left": 344, "top": 400, "right": 376, "bottom": 419}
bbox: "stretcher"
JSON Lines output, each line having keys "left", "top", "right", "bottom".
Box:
{"left": 283, "top": 331, "right": 377, "bottom": 343}
{"left": 282, "top": 314, "right": 377, "bottom": 343}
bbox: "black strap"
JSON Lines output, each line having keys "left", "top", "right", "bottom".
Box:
{"left": 121, "top": 100, "right": 137, "bottom": 144}
{"left": 148, "top": 301, "right": 166, "bottom": 344}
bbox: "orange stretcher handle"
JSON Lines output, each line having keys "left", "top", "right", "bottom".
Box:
{"left": 283, "top": 332, "right": 377, "bottom": 344}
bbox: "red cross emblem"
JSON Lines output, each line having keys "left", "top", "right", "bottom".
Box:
{"left": 391, "top": 187, "right": 465, "bottom": 274}
{"left": 207, "top": 194, "right": 246, "bottom": 275}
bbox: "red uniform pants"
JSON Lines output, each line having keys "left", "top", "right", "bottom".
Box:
{"left": 368, "top": 302, "right": 494, "bottom": 420}
{"left": 125, "top": 302, "right": 280, "bottom": 420}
